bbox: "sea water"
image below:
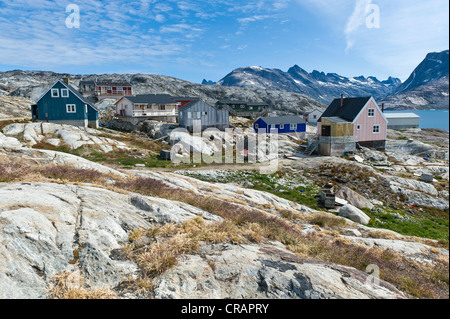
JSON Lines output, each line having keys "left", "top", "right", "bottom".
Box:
{"left": 384, "top": 110, "right": 449, "bottom": 131}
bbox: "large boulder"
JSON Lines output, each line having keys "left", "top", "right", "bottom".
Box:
{"left": 338, "top": 204, "right": 371, "bottom": 225}
{"left": 153, "top": 243, "right": 406, "bottom": 299}
{"left": 336, "top": 187, "right": 374, "bottom": 209}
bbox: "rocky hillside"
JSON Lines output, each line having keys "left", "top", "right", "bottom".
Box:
{"left": 382, "top": 50, "right": 449, "bottom": 110}
{"left": 217, "top": 65, "right": 401, "bottom": 105}
{"left": 0, "top": 95, "right": 34, "bottom": 119}
{"left": 0, "top": 70, "right": 325, "bottom": 118}
{"left": 0, "top": 120, "right": 449, "bottom": 299}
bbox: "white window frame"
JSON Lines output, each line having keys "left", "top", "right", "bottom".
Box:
{"left": 373, "top": 125, "right": 380, "bottom": 134}
{"left": 279, "top": 124, "right": 285, "bottom": 130}
{"left": 290, "top": 124, "right": 297, "bottom": 130}
{"left": 368, "top": 108, "right": 375, "bottom": 117}
{"left": 51, "top": 89, "right": 59, "bottom": 98}
{"left": 255, "top": 123, "right": 259, "bottom": 129}
{"left": 187, "top": 112, "right": 192, "bottom": 119}
{"left": 61, "top": 89, "right": 69, "bottom": 98}
{"left": 66, "top": 104, "right": 76, "bottom": 113}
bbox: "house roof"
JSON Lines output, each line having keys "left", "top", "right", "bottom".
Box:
{"left": 259, "top": 116, "right": 306, "bottom": 125}
{"left": 172, "top": 96, "right": 200, "bottom": 101}
{"left": 384, "top": 113, "right": 420, "bottom": 119}
{"left": 95, "top": 80, "right": 132, "bottom": 87}
{"left": 216, "top": 100, "right": 248, "bottom": 105}
{"left": 79, "top": 80, "right": 96, "bottom": 85}
{"left": 246, "top": 102, "right": 269, "bottom": 107}
{"left": 80, "top": 79, "right": 132, "bottom": 87}
{"left": 124, "top": 94, "right": 177, "bottom": 105}
{"left": 321, "top": 116, "right": 351, "bottom": 123}
{"left": 318, "top": 97, "right": 372, "bottom": 123}
{"left": 178, "top": 99, "right": 214, "bottom": 112}
{"left": 305, "top": 109, "right": 324, "bottom": 115}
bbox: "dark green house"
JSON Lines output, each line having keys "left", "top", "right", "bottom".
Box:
{"left": 215, "top": 100, "right": 269, "bottom": 119}
{"left": 31, "top": 79, "right": 99, "bottom": 128}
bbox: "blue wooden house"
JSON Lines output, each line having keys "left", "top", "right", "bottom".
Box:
{"left": 31, "top": 78, "right": 99, "bottom": 128}
{"left": 253, "top": 116, "right": 306, "bottom": 134}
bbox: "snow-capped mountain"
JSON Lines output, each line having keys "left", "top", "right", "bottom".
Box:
{"left": 394, "top": 50, "right": 449, "bottom": 94}
{"left": 217, "top": 65, "right": 401, "bottom": 105}
{"left": 382, "top": 50, "right": 449, "bottom": 110}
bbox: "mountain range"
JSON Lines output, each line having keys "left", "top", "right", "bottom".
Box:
{"left": 218, "top": 65, "right": 401, "bottom": 105}
{"left": 217, "top": 50, "right": 449, "bottom": 110}
{"left": 0, "top": 50, "right": 448, "bottom": 118}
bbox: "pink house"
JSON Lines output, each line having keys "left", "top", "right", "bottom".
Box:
{"left": 317, "top": 96, "right": 387, "bottom": 155}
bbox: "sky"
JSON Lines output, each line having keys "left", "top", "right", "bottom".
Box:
{"left": 0, "top": 0, "right": 448, "bottom": 83}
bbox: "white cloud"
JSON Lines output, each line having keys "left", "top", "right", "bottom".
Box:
{"left": 345, "top": 0, "right": 372, "bottom": 51}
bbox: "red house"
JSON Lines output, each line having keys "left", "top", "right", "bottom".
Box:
{"left": 79, "top": 79, "right": 133, "bottom": 98}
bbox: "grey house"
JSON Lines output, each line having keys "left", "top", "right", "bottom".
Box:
{"left": 384, "top": 113, "right": 420, "bottom": 130}
{"left": 178, "top": 100, "right": 229, "bottom": 132}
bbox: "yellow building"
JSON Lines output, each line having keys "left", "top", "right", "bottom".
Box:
{"left": 318, "top": 117, "right": 356, "bottom": 156}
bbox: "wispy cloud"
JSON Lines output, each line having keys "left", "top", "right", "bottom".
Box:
{"left": 345, "top": 0, "right": 372, "bottom": 51}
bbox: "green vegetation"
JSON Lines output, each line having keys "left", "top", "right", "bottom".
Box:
{"left": 178, "top": 170, "right": 323, "bottom": 210}
{"left": 364, "top": 207, "right": 449, "bottom": 243}
{"left": 31, "top": 139, "right": 176, "bottom": 169}
{"left": 116, "top": 176, "right": 448, "bottom": 299}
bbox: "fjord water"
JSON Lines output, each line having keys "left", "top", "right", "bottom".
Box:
{"left": 385, "top": 110, "right": 449, "bottom": 131}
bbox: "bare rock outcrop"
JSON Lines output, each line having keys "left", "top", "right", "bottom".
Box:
{"left": 0, "top": 182, "right": 221, "bottom": 298}
{"left": 153, "top": 243, "right": 406, "bottom": 299}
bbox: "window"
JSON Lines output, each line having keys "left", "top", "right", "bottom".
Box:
{"left": 61, "top": 89, "right": 69, "bottom": 98}
{"left": 290, "top": 124, "right": 297, "bottom": 130}
{"left": 51, "top": 89, "right": 59, "bottom": 98}
{"left": 159, "top": 105, "right": 166, "bottom": 110}
{"left": 270, "top": 125, "right": 277, "bottom": 131}
{"left": 188, "top": 112, "right": 192, "bottom": 119}
{"left": 368, "top": 109, "right": 375, "bottom": 117}
{"left": 202, "top": 111, "right": 208, "bottom": 116}
{"left": 357, "top": 125, "right": 361, "bottom": 130}
{"left": 313, "top": 115, "right": 317, "bottom": 119}
{"left": 255, "top": 124, "right": 259, "bottom": 129}
{"left": 279, "top": 124, "right": 285, "bottom": 130}
{"left": 66, "top": 104, "right": 76, "bottom": 113}
{"left": 373, "top": 125, "right": 380, "bottom": 134}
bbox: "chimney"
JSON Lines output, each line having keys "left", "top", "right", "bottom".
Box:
{"left": 340, "top": 94, "right": 344, "bottom": 108}
{"left": 381, "top": 103, "right": 385, "bottom": 113}
{"left": 63, "top": 77, "right": 70, "bottom": 85}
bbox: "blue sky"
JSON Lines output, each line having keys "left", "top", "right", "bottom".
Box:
{"left": 0, "top": 0, "right": 448, "bottom": 83}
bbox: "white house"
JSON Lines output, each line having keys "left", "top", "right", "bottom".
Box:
{"left": 384, "top": 113, "right": 420, "bottom": 130}
{"left": 304, "top": 109, "right": 323, "bottom": 124}
{"left": 115, "top": 94, "right": 179, "bottom": 124}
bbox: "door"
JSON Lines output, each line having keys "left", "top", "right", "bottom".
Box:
{"left": 321, "top": 125, "right": 331, "bottom": 137}
{"left": 31, "top": 105, "right": 38, "bottom": 121}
